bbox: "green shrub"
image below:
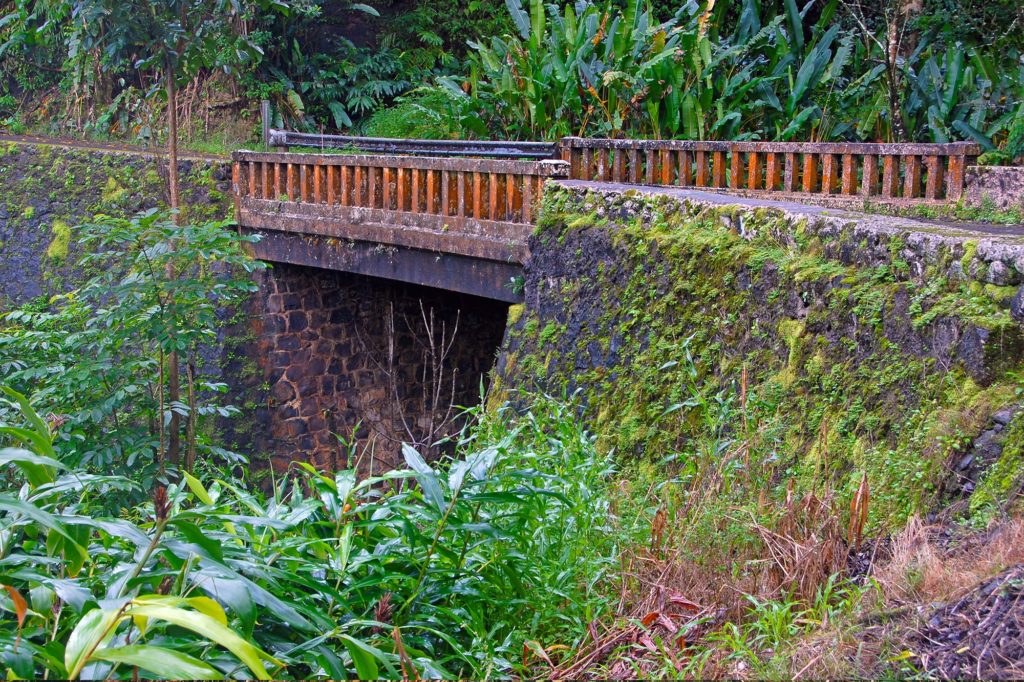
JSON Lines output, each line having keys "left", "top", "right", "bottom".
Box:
{"left": 363, "top": 91, "right": 464, "bottom": 139}
{"left": 0, "top": 392, "right": 621, "bottom": 679}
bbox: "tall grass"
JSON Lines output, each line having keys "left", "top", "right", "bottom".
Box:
{"left": 0, "top": 391, "right": 621, "bottom": 679}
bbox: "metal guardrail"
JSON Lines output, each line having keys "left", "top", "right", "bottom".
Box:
{"left": 267, "top": 129, "right": 557, "bottom": 160}
{"left": 558, "top": 137, "right": 982, "bottom": 201}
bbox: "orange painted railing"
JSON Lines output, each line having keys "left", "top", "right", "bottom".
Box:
{"left": 558, "top": 138, "right": 981, "bottom": 201}
{"left": 232, "top": 151, "right": 570, "bottom": 262}
{"left": 233, "top": 152, "right": 568, "bottom": 224}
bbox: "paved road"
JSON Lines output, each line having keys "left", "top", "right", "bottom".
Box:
{"left": 560, "top": 180, "right": 1024, "bottom": 239}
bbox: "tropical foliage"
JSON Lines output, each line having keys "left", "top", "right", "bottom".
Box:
{"left": 431, "top": 0, "right": 1023, "bottom": 147}
{"left": 2, "top": 0, "right": 1022, "bottom": 152}
{"left": 0, "top": 211, "right": 263, "bottom": 487}
{"left": 0, "top": 388, "right": 620, "bottom": 679}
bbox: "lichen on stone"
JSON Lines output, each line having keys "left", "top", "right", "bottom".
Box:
{"left": 45, "top": 220, "right": 72, "bottom": 261}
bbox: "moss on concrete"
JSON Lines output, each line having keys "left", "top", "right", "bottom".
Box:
{"left": 0, "top": 140, "right": 232, "bottom": 309}
{"left": 499, "top": 186, "right": 1024, "bottom": 532}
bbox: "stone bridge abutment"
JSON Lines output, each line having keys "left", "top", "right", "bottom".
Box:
{"left": 225, "top": 263, "right": 509, "bottom": 474}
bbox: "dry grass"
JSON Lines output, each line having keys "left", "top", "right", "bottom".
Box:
{"left": 747, "top": 484, "right": 847, "bottom": 603}
{"left": 875, "top": 517, "right": 1024, "bottom": 605}
{"left": 790, "top": 634, "right": 880, "bottom": 680}
{"left": 559, "top": 469, "right": 1024, "bottom": 680}
{"left": 550, "top": 476, "right": 854, "bottom": 679}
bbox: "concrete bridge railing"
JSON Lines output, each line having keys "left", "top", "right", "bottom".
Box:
{"left": 232, "top": 150, "right": 570, "bottom": 301}
{"left": 232, "top": 151, "right": 569, "bottom": 263}
{"left": 558, "top": 137, "right": 981, "bottom": 202}
{"left": 255, "top": 128, "right": 981, "bottom": 203}
{"left": 232, "top": 134, "right": 983, "bottom": 301}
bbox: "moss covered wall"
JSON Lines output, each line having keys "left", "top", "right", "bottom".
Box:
{"left": 496, "top": 185, "right": 1024, "bottom": 529}
{"left": 0, "top": 141, "right": 231, "bottom": 310}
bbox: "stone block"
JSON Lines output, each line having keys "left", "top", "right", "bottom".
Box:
{"left": 965, "top": 166, "right": 1024, "bottom": 210}
{"left": 271, "top": 381, "right": 295, "bottom": 402}
{"left": 297, "top": 376, "right": 320, "bottom": 398}
{"left": 1011, "top": 287, "right": 1024, "bottom": 324}
{"left": 277, "top": 334, "right": 301, "bottom": 351}
{"left": 284, "top": 418, "right": 308, "bottom": 437}
{"left": 287, "top": 311, "right": 308, "bottom": 332}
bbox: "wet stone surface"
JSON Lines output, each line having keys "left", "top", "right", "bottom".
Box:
{"left": 223, "top": 263, "right": 509, "bottom": 474}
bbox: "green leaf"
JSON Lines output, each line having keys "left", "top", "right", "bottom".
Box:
{"left": 181, "top": 471, "right": 214, "bottom": 505}
{"left": 783, "top": 0, "right": 803, "bottom": 55}
{"left": 1, "top": 387, "right": 55, "bottom": 456}
{"left": 0, "top": 427, "right": 56, "bottom": 465}
{"left": 193, "top": 573, "right": 256, "bottom": 634}
{"left": 952, "top": 120, "right": 995, "bottom": 150}
{"left": 942, "top": 49, "right": 964, "bottom": 118}
{"left": 327, "top": 101, "right": 352, "bottom": 129}
{"left": 91, "top": 645, "right": 224, "bottom": 680}
{"left": 0, "top": 495, "right": 82, "bottom": 550}
{"left": 505, "top": 0, "right": 530, "bottom": 40}
{"left": 529, "top": 0, "right": 544, "bottom": 50}
{"left": 350, "top": 3, "right": 378, "bottom": 16}
{"left": 170, "top": 520, "right": 225, "bottom": 562}
{"left": 0, "top": 447, "right": 60, "bottom": 488}
{"left": 65, "top": 606, "right": 125, "bottom": 679}
{"left": 401, "top": 444, "right": 446, "bottom": 512}
{"left": 341, "top": 635, "right": 381, "bottom": 680}
{"left": 125, "top": 597, "right": 281, "bottom": 679}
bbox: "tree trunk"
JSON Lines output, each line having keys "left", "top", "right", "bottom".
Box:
{"left": 166, "top": 71, "right": 182, "bottom": 469}
{"left": 886, "top": 15, "right": 907, "bottom": 142}
{"left": 168, "top": 74, "right": 181, "bottom": 216}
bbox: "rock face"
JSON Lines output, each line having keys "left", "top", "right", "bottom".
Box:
{"left": 0, "top": 141, "right": 230, "bottom": 308}
{"left": 227, "top": 263, "right": 508, "bottom": 474}
{"left": 965, "top": 165, "right": 1024, "bottom": 211}
{"left": 937, "top": 405, "right": 1020, "bottom": 503}
{"left": 496, "top": 184, "right": 1024, "bottom": 527}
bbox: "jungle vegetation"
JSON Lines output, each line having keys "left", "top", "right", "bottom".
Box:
{"left": 0, "top": 0, "right": 1022, "bottom": 157}
{"left": 1, "top": 0, "right": 1023, "bottom": 679}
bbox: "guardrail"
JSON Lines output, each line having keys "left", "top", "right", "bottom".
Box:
{"left": 267, "top": 129, "right": 557, "bottom": 160}
{"left": 231, "top": 151, "right": 569, "bottom": 261}
{"left": 252, "top": 125, "right": 981, "bottom": 203}
{"left": 233, "top": 151, "right": 568, "bottom": 222}
{"left": 558, "top": 138, "right": 981, "bottom": 201}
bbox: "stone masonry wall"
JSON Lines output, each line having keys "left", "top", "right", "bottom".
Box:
{"left": 0, "top": 141, "right": 231, "bottom": 309}
{"left": 226, "top": 263, "right": 509, "bottom": 474}
{"left": 494, "top": 183, "right": 1024, "bottom": 528}
{"left": 965, "top": 165, "right": 1024, "bottom": 211}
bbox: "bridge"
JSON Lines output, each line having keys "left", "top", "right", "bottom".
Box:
{"left": 224, "top": 133, "right": 989, "bottom": 472}
{"left": 232, "top": 134, "right": 979, "bottom": 302}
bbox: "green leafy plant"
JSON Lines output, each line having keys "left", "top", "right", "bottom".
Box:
{"left": 0, "top": 390, "right": 622, "bottom": 679}
{"left": 0, "top": 210, "right": 263, "bottom": 482}
{"left": 451, "top": 0, "right": 861, "bottom": 141}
